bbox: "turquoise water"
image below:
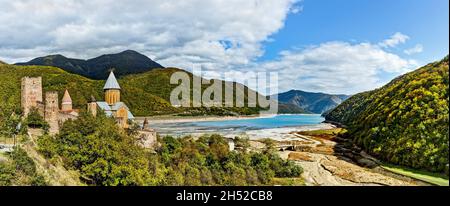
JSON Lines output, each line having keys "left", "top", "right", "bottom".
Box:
{"left": 193, "top": 114, "right": 324, "bottom": 129}
{"left": 152, "top": 114, "right": 325, "bottom": 136}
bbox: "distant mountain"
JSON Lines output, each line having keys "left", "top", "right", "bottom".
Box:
{"left": 274, "top": 90, "right": 350, "bottom": 114}
{"left": 325, "top": 56, "right": 449, "bottom": 174}
{"left": 0, "top": 59, "right": 6, "bottom": 65}
{"left": 16, "top": 50, "right": 164, "bottom": 79}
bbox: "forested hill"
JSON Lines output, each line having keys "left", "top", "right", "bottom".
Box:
{"left": 275, "top": 90, "right": 350, "bottom": 114}
{"left": 15, "top": 50, "right": 164, "bottom": 80}
{"left": 0, "top": 64, "right": 263, "bottom": 117}
{"left": 325, "top": 56, "right": 449, "bottom": 174}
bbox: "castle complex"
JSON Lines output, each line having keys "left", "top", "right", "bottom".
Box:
{"left": 20, "top": 71, "right": 157, "bottom": 149}
{"left": 21, "top": 77, "right": 79, "bottom": 134}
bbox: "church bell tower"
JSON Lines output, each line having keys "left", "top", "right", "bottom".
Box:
{"left": 104, "top": 71, "right": 121, "bottom": 105}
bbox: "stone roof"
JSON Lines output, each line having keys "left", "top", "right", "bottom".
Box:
{"left": 96, "top": 101, "right": 134, "bottom": 119}
{"left": 103, "top": 71, "right": 121, "bottom": 90}
{"left": 62, "top": 90, "right": 72, "bottom": 103}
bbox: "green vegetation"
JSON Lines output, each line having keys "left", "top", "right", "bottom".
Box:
{"left": 0, "top": 64, "right": 262, "bottom": 117}
{"left": 278, "top": 102, "right": 310, "bottom": 114}
{"left": 37, "top": 112, "right": 152, "bottom": 186}
{"left": 36, "top": 111, "right": 302, "bottom": 186}
{"left": 381, "top": 163, "right": 449, "bottom": 186}
{"left": 326, "top": 56, "right": 449, "bottom": 175}
{"left": 297, "top": 128, "right": 346, "bottom": 136}
{"left": 0, "top": 147, "right": 47, "bottom": 186}
{"left": 24, "top": 107, "right": 49, "bottom": 132}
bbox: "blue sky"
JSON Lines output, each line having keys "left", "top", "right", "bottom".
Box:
{"left": 0, "top": 0, "right": 448, "bottom": 94}
{"left": 262, "top": 0, "right": 449, "bottom": 63}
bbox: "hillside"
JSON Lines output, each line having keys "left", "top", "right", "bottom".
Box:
{"left": 0, "top": 64, "right": 262, "bottom": 117}
{"left": 325, "top": 56, "right": 449, "bottom": 174}
{"left": 275, "top": 90, "right": 350, "bottom": 114}
{"left": 278, "top": 102, "right": 310, "bottom": 114}
{"left": 0, "top": 60, "right": 5, "bottom": 65}
{"left": 16, "top": 50, "right": 164, "bottom": 80}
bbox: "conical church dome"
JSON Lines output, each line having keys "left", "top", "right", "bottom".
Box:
{"left": 62, "top": 89, "right": 72, "bottom": 103}
{"left": 103, "top": 71, "right": 121, "bottom": 90}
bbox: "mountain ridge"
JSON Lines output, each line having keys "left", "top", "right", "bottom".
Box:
{"left": 274, "top": 89, "right": 350, "bottom": 114}
{"left": 15, "top": 50, "right": 164, "bottom": 80}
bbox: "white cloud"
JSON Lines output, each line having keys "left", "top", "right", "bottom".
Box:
{"left": 0, "top": 1, "right": 418, "bottom": 95}
{"left": 379, "top": 32, "right": 410, "bottom": 48}
{"left": 404, "top": 44, "right": 424, "bottom": 55}
{"left": 0, "top": 0, "right": 299, "bottom": 64}
{"left": 247, "top": 41, "right": 418, "bottom": 95}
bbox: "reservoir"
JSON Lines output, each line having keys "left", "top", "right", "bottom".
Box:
{"left": 151, "top": 114, "right": 326, "bottom": 137}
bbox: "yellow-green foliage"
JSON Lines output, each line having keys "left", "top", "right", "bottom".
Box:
{"left": 0, "top": 65, "right": 261, "bottom": 117}
{"left": 0, "top": 64, "right": 104, "bottom": 113}
{"left": 326, "top": 56, "right": 449, "bottom": 174}
{"left": 37, "top": 111, "right": 303, "bottom": 186}
{"left": 0, "top": 147, "right": 47, "bottom": 186}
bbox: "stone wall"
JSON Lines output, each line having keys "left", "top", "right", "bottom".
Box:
{"left": 137, "top": 129, "right": 158, "bottom": 149}
{"left": 21, "top": 77, "right": 43, "bottom": 117}
{"left": 44, "top": 91, "right": 60, "bottom": 134}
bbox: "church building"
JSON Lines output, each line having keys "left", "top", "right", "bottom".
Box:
{"left": 87, "top": 71, "right": 135, "bottom": 128}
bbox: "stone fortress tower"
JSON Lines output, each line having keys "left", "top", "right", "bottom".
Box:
{"left": 21, "top": 77, "right": 79, "bottom": 134}
{"left": 21, "top": 77, "right": 44, "bottom": 117}
{"left": 45, "top": 91, "right": 60, "bottom": 133}
{"left": 87, "top": 96, "right": 98, "bottom": 117}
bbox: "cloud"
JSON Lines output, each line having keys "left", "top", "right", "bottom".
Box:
{"left": 0, "top": 1, "right": 418, "bottom": 95}
{"left": 0, "top": 0, "right": 299, "bottom": 64}
{"left": 249, "top": 41, "right": 418, "bottom": 95}
{"left": 379, "top": 32, "right": 410, "bottom": 48}
{"left": 404, "top": 44, "right": 424, "bottom": 55}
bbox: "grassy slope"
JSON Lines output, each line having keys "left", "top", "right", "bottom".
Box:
{"left": 381, "top": 163, "right": 449, "bottom": 186}
{"left": 0, "top": 64, "right": 262, "bottom": 116}
{"left": 325, "top": 56, "right": 449, "bottom": 174}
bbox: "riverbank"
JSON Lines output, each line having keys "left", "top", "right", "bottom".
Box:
{"left": 135, "top": 114, "right": 276, "bottom": 124}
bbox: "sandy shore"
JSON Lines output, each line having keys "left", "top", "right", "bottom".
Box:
{"left": 135, "top": 114, "right": 276, "bottom": 124}
{"left": 238, "top": 123, "right": 335, "bottom": 141}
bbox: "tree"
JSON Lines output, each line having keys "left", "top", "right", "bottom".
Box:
{"left": 24, "top": 107, "right": 49, "bottom": 131}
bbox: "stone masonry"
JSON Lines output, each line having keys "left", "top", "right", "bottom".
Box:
{"left": 21, "top": 76, "right": 44, "bottom": 117}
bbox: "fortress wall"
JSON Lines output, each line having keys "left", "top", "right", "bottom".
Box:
{"left": 21, "top": 77, "right": 43, "bottom": 116}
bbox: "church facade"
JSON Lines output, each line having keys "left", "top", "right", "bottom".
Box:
{"left": 87, "top": 71, "right": 134, "bottom": 128}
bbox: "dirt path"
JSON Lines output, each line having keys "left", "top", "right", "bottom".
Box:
{"left": 277, "top": 131, "right": 425, "bottom": 186}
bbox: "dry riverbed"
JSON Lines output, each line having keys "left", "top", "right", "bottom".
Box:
{"left": 273, "top": 128, "right": 430, "bottom": 186}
